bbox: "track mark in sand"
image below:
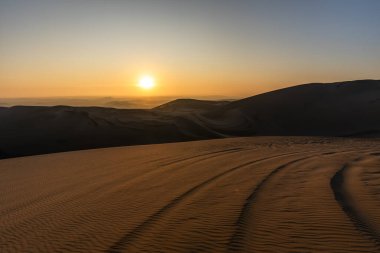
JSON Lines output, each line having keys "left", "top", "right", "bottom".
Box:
{"left": 107, "top": 151, "right": 305, "bottom": 253}
{"left": 228, "top": 152, "right": 325, "bottom": 252}
{"left": 138, "top": 149, "right": 231, "bottom": 167}
{"left": 159, "top": 147, "right": 244, "bottom": 167}
{"left": 0, "top": 148, "right": 247, "bottom": 249}
{"left": 330, "top": 164, "right": 380, "bottom": 246}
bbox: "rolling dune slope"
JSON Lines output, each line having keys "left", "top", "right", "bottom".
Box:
{"left": 1, "top": 80, "right": 379, "bottom": 159}
{"left": 0, "top": 106, "right": 218, "bottom": 158}
{"left": 1, "top": 137, "right": 380, "bottom": 252}
{"left": 203, "top": 80, "right": 380, "bottom": 136}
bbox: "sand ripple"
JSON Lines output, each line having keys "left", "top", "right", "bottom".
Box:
{"left": 0, "top": 137, "right": 379, "bottom": 252}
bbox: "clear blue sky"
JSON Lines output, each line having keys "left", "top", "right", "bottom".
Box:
{"left": 1, "top": 0, "right": 379, "bottom": 97}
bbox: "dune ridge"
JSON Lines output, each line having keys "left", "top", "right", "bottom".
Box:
{"left": 1, "top": 79, "right": 379, "bottom": 159}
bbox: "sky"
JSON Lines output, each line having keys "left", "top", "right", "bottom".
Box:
{"left": 1, "top": 0, "right": 379, "bottom": 98}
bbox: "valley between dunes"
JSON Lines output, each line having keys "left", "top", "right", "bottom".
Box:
{"left": 1, "top": 136, "right": 380, "bottom": 252}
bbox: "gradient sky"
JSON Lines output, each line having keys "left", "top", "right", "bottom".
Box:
{"left": 1, "top": 0, "right": 379, "bottom": 98}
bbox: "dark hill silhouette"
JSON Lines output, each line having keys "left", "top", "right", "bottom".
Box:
{"left": 1, "top": 80, "right": 379, "bottom": 158}
{"left": 0, "top": 106, "right": 218, "bottom": 158}
{"left": 154, "top": 99, "right": 230, "bottom": 113}
{"left": 203, "top": 79, "right": 380, "bottom": 136}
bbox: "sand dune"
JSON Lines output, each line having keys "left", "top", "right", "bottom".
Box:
{"left": 203, "top": 80, "right": 380, "bottom": 136}
{"left": 0, "top": 106, "right": 218, "bottom": 158}
{"left": 154, "top": 99, "right": 230, "bottom": 113}
{"left": 0, "top": 80, "right": 379, "bottom": 159}
{"left": 1, "top": 137, "right": 379, "bottom": 252}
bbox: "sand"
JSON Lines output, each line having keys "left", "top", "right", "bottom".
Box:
{"left": 1, "top": 79, "right": 380, "bottom": 159}
{"left": 0, "top": 136, "right": 379, "bottom": 252}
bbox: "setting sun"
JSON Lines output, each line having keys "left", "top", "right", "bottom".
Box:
{"left": 138, "top": 76, "right": 155, "bottom": 90}
{"left": 1, "top": 1, "right": 380, "bottom": 252}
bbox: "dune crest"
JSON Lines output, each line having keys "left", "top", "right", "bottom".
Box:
{"left": 1, "top": 80, "right": 379, "bottom": 159}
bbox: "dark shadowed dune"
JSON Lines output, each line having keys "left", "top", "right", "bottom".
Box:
{"left": 0, "top": 80, "right": 379, "bottom": 158}
{"left": 154, "top": 99, "right": 230, "bottom": 113}
{"left": 202, "top": 80, "right": 380, "bottom": 136}
{"left": 0, "top": 106, "right": 218, "bottom": 159}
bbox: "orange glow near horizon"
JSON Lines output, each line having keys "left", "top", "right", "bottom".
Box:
{"left": 1, "top": 1, "right": 379, "bottom": 99}
{"left": 1, "top": 68, "right": 374, "bottom": 99}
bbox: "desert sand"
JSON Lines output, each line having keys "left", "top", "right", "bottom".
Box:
{"left": 1, "top": 136, "right": 379, "bottom": 252}
{"left": 1, "top": 80, "right": 380, "bottom": 159}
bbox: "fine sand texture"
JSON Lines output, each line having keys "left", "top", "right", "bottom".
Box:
{"left": 1, "top": 136, "right": 380, "bottom": 252}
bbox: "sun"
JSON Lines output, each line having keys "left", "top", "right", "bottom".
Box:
{"left": 138, "top": 75, "right": 155, "bottom": 90}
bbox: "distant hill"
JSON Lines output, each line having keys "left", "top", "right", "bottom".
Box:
{"left": 154, "top": 99, "right": 230, "bottom": 113}
{"left": 1, "top": 80, "right": 379, "bottom": 158}
{"left": 0, "top": 106, "right": 218, "bottom": 158}
{"left": 203, "top": 79, "right": 380, "bottom": 136}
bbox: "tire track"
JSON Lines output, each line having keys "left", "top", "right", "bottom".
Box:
{"left": 138, "top": 147, "right": 244, "bottom": 167}
{"left": 2, "top": 138, "right": 374, "bottom": 252}
{"left": 159, "top": 147, "right": 245, "bottom": 167}
{"left": 107, "top": 151, "right": 307, "bottom": 253}
{"left": 0, "top": 148, "right": 242, "bottom": 219}
{"left": 228, "top": 152, "right": 333, "bottom": 252}
{"left": 0, "top": 150, "right": 169, "bottom": 218}
{"left": 330, "top": 163, "right": 380, "bottom": 246}
{"left": 0, "top": 148, "right": 246, "bottom": 251}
